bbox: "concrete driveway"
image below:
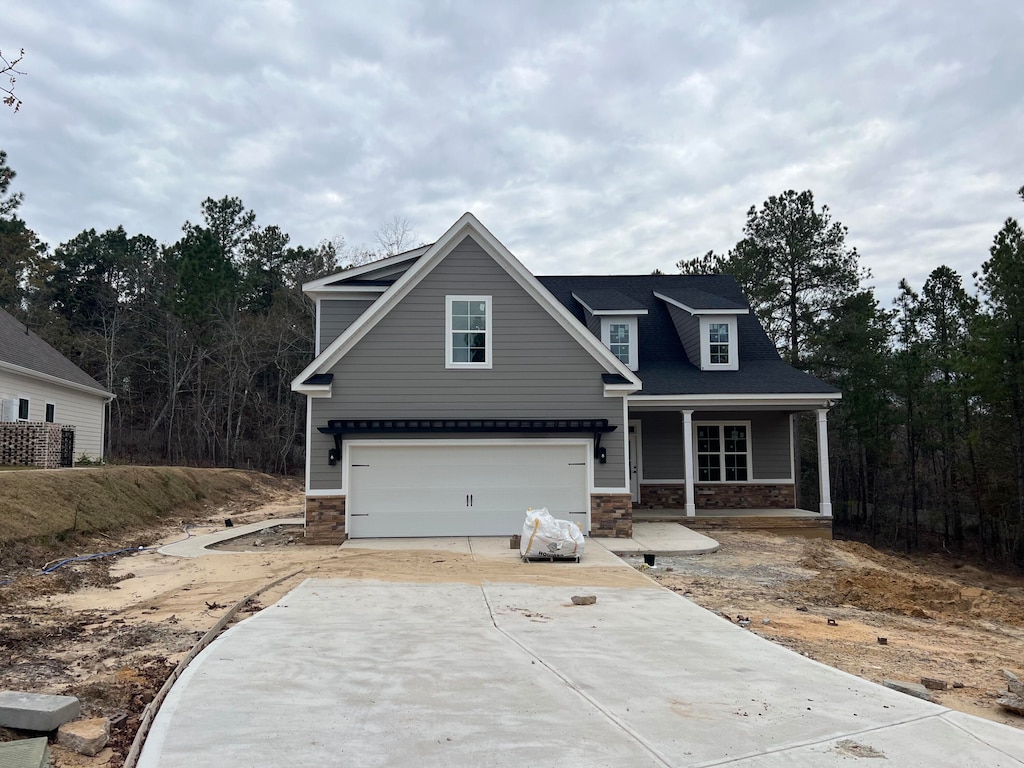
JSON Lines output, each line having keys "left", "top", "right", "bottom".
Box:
{"left": 138, "top": 575, "right": 1024, "bottom": 767}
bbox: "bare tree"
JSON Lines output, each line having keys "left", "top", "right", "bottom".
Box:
{"left": 1, "top": 49, "right": 25, "bottom": 112}
{"left": 374, "top": 215, "right": 415, "bottom": 257}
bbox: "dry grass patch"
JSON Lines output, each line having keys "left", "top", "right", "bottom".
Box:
{"left": 0, "top": 466, "right": 295, "bottom": 545}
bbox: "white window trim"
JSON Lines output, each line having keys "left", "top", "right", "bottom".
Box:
{"left": 17, "top": 396, "right": 30, "bottom": 421}
{"left": 601, "top": 317, "right": 638, "bottom": 371}
{"left": 699, "top": 316, "right": 738, "bottom": 371}
{"left": 693, "top": 420, "right": 752, "bottom": 483}
{"left": 445, "top": 295, "right": 493, "bottom": 370}
{"left": 45, "top": 402, "right": 56, "bottom": 423}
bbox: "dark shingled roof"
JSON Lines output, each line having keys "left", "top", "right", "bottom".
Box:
{"left": 538, "top": 275, "right": 839, "bottom": 397}
{"left": 0, "top": 306, "right": 110, "bottom": 394}
{"left": 653, "top": 285, "right": 748, "bottom": 312}
{"left": 571, "top": 287, "right": 648, "bottom": 313}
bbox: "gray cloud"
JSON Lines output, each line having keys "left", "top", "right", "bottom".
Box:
{"left": 3, "top": 0, "right": 1022, "bottom": 301}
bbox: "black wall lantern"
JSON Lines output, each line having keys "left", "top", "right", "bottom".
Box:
{"left": 327, "top": 448, "right": 339, "bottom": 465}
{"left": 597, "top": 446, "right": 607, "bottom": 464}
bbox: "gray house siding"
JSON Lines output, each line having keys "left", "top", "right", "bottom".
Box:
{"left": 633, "top": 410, "right": 793, "bottom": 483}
{"left": 319, "top": 298, "right": 376, "bottom": 351}
{"left": 694, "top": 411, "right": 792, "bottom": 481}
{"left": 666, "top": 304, "right": 700, "bottom": 366}
{"left": 309, "top": 235, "right": 626, "bottom": 491}
{"left": 636, "top": 411, "right": 684, "bottom": 480}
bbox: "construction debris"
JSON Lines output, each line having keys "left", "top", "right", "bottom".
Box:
{"left": 57, "top": 717, "right": 110, "bottom": 756}
{"left": 998, "top": 670, "right": 1024, "bottom": 716}
{"left": 883, "top": 679, "right": 935, "bottom": 703}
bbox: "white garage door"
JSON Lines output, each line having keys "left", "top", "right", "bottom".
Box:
{"left": 347, "top": 442, "right": 589, "bottom": 538}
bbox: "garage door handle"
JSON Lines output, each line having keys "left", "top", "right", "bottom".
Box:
{"left": 466, "top": 494, "right": 474, "bottom": 507}
{"left": 351, "top": 513, "right": 369, "bottom": 517}
{"left": 568, "top": 462, "right": 585, "bottom": 466}
{"left": 567, "top": 511, "right": 585, "bottom": 515}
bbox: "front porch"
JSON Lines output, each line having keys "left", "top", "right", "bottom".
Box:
{"left": 634, "top": 506, "right": 833, "bottom": 538}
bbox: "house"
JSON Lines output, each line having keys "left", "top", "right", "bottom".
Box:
{"left": 291, "top": 213, "right": 841, "bottom": 542}
{"left": 0, "top": 306, "right": 113, "bottom": 466}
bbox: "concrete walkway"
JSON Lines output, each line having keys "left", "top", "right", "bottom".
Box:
{"left": 600, "top": 522, "right": 719, "bottom": 555}
{"left": 138, "top": 578, "right": 1024, "bottom": 767}
{"left": 158, "top": 518, "right": 305, "bottom": 558}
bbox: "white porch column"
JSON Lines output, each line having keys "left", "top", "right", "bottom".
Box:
{"left": 816, "top": 408, "right": 833, "bottom": 517}
{"left": 682, "top": 409, "right": 696, "bottom": 517}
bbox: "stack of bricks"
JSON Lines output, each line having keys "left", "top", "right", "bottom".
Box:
{"left": 590, "top": 493, "right": 632, "bottom": 537}
{"left": 0, "top": 422, "right": 66, "bottom": 468}
{"left": 304, "top": 496, "right": 347, "bottom": 544}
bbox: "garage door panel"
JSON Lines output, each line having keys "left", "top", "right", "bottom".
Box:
{"left": 347, "top": 442, "right": 589, "bottom": 538}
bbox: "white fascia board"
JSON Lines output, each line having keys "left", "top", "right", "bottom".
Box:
{"left": 0, "top": 360, "right": 113, "bottom": 399}
{"left": 604, "top": 383, "right": 641, "bottom": 396}
{"left": 291, "top": 212, "right": 642, "bottom": 391}
{"left": 301, "top": 246, "right": 430, "bottom": 293}
{"left": 628, "top": 392, "right": 842, "bottom": 409}
{"left": 653, "top": 291, "right": 749, "bottom": 316}
{"left": 293, "top": 384, "right": 333, "bottom": 397}
{"left": 570, "top": 293, "right": 648, "bottom": 316}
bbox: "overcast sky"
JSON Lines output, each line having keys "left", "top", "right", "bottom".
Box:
{"left": 3, "top": 1, "right": 1022, "bottom": 301}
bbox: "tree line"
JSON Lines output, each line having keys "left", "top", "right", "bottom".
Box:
{"left": 4, "top": 147, "right": 1024, "bottom": 564}
{"left": 0, "top": 150, "right": 413, "bottom": 473}
{"left": 680, "top": 187, "right": 1024, "bottom": 566}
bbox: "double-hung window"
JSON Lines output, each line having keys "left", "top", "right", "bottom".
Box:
{"left": 446, "top": 296, "right": 492, "bottom": 369}
{"left": 600, "top": 317, "right": 638, "bottom": 370}
{"left": 698, "top": 316, "right": 738, "bottom": 370}
{"left": 17, "top": 398, "right": 29, "bottom": 420}
{"left": 708, "top": 323, "right": 730, "bottom": 364}
{"left": 696, "top": 423, "right": 749, "bottom": 482}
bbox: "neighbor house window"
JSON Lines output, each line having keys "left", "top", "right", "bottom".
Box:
{"left": 45, "top": 403, "right": 55, "bottom": 423}
{"left": 445, "top": 296, "right": 492, "bottom": 369}
{"left": 708, "top": 323, "right": 730, "bottom": 364}
{"left": 18, "top": 398, "right": 29, "bottom": 420}
{"left": 696, "top": 423, "right": 749, "bottom": 482}
{"left": 600, "top": 317, "right": 638, "bottom": 370}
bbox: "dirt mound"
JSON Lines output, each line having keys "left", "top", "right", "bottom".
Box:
{"left": 0, "top": 466, "right": 297, "bottom": 545}
{"left": 791, "top": 548, "right": 1024, "bottom": 625}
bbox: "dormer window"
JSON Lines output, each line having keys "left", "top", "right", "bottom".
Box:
{"left": 699, "top": 316, "right": 738, "bottom": 371}
{"left": 601, "top": 317, "right": 638, "bottom": 371}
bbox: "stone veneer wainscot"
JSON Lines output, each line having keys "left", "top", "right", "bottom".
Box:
{"left": 590, "top": 493, "right": 632, "bottom": 537}
{"left": 305, "top": 496, "right": 347, "bottom": 544}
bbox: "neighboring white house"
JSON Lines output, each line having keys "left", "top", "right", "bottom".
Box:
{"left": 0, "top": 306, "right": 114, "bottom": 463}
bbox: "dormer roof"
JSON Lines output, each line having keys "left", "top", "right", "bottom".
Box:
{"left": 571, "top": 288, "right": 649, "bottom": 315}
